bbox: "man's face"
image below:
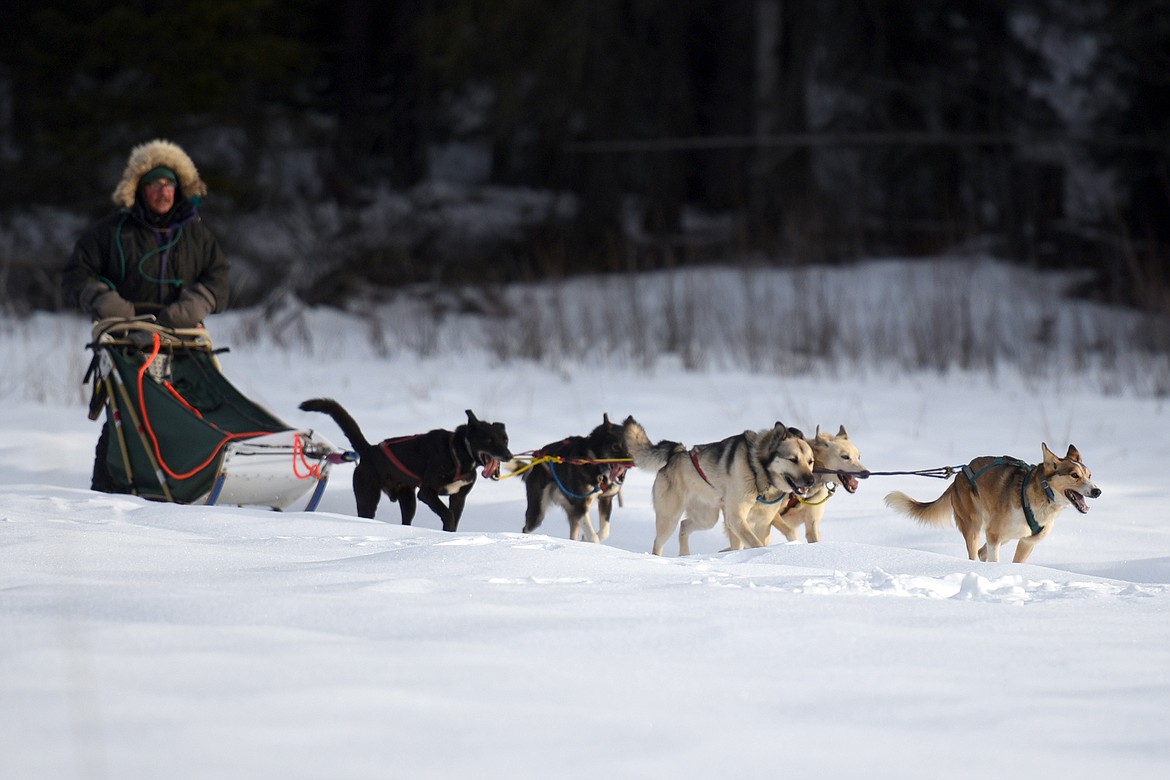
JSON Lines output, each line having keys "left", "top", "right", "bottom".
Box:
{"left": 142, "top": 179, "right": 176, "bottom": 215}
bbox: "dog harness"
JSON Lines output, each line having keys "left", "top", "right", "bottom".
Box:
{"left": 538, "top": 439, "right": 605, "bottom": 500}
{"left": 777, "top": 482, "right": 836, "bottom": 515}
{"left": 690, "top": 444, "right": 788, "bottom": 505}
{"left": 962, "top": 457, "right": 1053, "bottom": 536}
{"left": 379, "top": 432, "right": 472, "bottom": 487}
{"left": 689, "top": 446, "right": 714, "bottom": 488}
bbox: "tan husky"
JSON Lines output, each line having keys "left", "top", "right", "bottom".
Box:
{"left": 884, "top": 444, "right": 1100, "bottom": 563}
{"left": 730, "top": 425, "right": 867, "bottom": 549}
{"left": 623, "top": 419, "right": 816, "bottom": 556}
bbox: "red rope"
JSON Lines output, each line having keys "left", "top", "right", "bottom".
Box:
{"left": 136, "top": 333, "right": 271, "bottom": 481}
{"left": 291, "top": 433, "right": 322, "bottom": 480}
{"left": 164, "top": 381, "right": 203, "bottom": 418}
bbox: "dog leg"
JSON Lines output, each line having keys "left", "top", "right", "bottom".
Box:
{"left": 962, "top": 524, "right": 981, "bottom": 560}
{"left": 579, "top": 516, "right": 601, "bottom": 543}
{"left": 651, "top": 484, "right": 685, "bottom": 556}
{"left": 446, "top": 487, "right": 471, "bottom": 532}
{"left": 522, "top": 481, "right": 548, "bottom": 534}
{"left": 804, "top": 501, "right": 829, "bottom": 543}
{"left": 1013, "top": 537, "right": 1037, "bottom": 563}
{"left": 770, "top": 514, "right": 799, "bottom": 542}
{"left": 396, "top": 488, "right": 418, "bottom": 526}
{"left": 652, "top": 510, "right": 681, "bottom": 555}
{"left": 574, "top": 499, "right": 600, "bottom": 543}
{"left": 678, "top": 516, "right": 696, "bottom": 556}
{"left": 725, "top": 506, "right": 767, "bottom": 549}
{"left": 679, "top": 506, "right": 721, "bottom": 556}
{"left": 352, "top": 464, "right": 383, "bottom": 519}
{"left": 417, "top": 487, "right": 457, "bottom": 532}
{"left": 596, "top": 494, "right": 614, "bottom": 542}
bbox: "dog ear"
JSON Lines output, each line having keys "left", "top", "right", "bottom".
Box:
{"left": 773, "top": 422, "right": 788, "bottom": 439}
{"left": 838, "top": 424, "right": 849, "bottom": 439}
{"left": 1065, "top": 444, "right": 1082, "bottom": 463}
{"left": 1041, "top": 442, "right": 1059, "bottom": 465}
{"left": 466, "top": 409, "right": 479, "bottom": 424}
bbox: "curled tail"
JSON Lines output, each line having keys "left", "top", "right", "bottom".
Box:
{"left": 622, "top": 419, "right": 682, "bottom": 474}
{"left": 300, "top": 398, "right": 372, "bottom": 456}
{"left": 884, "top": 487, "right": 955, "bottom": 527}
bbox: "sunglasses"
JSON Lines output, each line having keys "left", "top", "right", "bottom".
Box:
{"left": 143, "top": 179, "right": 177, "bottom": 191}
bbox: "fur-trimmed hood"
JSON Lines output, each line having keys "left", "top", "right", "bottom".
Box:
{"left": 111, "top": 139, "right": 208, "bottom": 208}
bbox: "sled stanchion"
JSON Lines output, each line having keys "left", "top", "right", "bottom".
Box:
{"left": 206, "top": 474, "right": 226, "bottom": 506}
{"left": 91, "top": 349, "right": 137, "bottom": 494}
{"left": 304, "top": 475, "right": 329, "bottom": 512}
{"left": 109, "top": 401, "right": 135, "bottom": 494}
{"left": 108, "top": 359, "right": 175, "bottom": 502}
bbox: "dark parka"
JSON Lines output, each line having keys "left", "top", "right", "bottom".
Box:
{"left": 63, "top": 139, "right": 230, "bottom": 328}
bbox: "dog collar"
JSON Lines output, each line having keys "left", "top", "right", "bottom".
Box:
{"left": 452, "top": 431, "right": 474, "bottom": 482}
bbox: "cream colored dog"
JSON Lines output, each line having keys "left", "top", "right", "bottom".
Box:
{"left": 728, "top": 425, "right": 866, "bottom": 549}
{"left": 624, "top": 419, "right": 815, "bottom": 556}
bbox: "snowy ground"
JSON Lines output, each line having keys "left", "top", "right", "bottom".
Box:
{"left": 2, "top": 264, "right": 1169, "bottom": 779}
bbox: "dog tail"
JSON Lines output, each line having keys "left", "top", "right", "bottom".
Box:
{"left": 883, "top": 488, "right": 955, "bottom": 528}
{"left": 622, "top": 418, "right": 679, "bottom": 474}
{"left": 299, "top": 398, "right": 372, "bottom": 456}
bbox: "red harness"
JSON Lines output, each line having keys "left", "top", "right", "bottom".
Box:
{"left": 690, "top": 446, "right": 713, "bottom": 487}
{"left": 777, "top": 493, "right": 801, "bottom": 515}
{"left": 379, "top": 432, "right": 470, "bottom": 486}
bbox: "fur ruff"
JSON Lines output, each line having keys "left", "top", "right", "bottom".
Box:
{"left": 112, "top": 139, "right": 208, "bottom": 208}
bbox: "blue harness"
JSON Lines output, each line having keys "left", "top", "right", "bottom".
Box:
{"left": 961, "top": 457, "right": 1054, "bottom": 536}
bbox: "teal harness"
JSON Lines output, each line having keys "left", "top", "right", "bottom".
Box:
{"left": 961, "top": 457, "right": 1054, "bottom": 536}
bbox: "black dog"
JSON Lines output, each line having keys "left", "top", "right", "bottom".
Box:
{"left": 300, "top": 398, "right": 512, "bottom": 531}
{"left": 521, "top": 414, "right": 634, "bottom": 542}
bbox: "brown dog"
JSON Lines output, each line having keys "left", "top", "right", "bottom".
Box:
{"left": 884, "top": 443, "right": 1100, "bottom": 562}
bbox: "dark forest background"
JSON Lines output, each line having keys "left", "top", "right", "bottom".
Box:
{"left": 1, "top": 0, "right": 1168, "bottom": 314}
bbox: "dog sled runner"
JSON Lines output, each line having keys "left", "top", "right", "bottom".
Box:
{"left": 85, "top": 318, "right": 347, "bottom": 510}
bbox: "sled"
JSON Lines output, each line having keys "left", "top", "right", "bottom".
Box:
{"left": 85, "top": 318, "right": 350, "bottom": 510}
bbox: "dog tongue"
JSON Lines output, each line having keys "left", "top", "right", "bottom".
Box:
{"left": 1067, "top": 489, "right": 1089, "bottom": 513}
{"left": 841, "top": 473, "right": 859, "bottom": 493}
{"left": 481, "top": 459, "right": 500, "bottom": 480}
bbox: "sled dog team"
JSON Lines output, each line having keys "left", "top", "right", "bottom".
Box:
{"left": 301, "top": 399, "right": 1101, "bottom": 564}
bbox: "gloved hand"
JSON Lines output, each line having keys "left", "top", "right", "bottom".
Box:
{"left": 157, "top": 283, "right": 215, "bottom": 328}
{"left": 91, "top": 289, "right": 135, "bottom": 320}
{"left": 127, "top": 330, "right": 158, "bottom": 349}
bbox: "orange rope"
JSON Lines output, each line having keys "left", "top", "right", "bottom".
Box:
{"left": 291, "top": 433, "right": 322, "bottom": 480}
{"left": 164, "top": 381, "right": 203, "bottom": 418}
{"left": 136, "top": 333, "right": 270, "bottom": 481}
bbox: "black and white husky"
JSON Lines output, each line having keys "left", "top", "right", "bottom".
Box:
{"left": 624, "top": 419, "right": 816, "bottom": 556}
{"left": 521, "top": 414, "right": 634, "bottom": 542}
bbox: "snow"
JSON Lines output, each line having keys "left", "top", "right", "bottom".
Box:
{"left": 3, "top": 263, "right": 1170, "bottom": 779}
